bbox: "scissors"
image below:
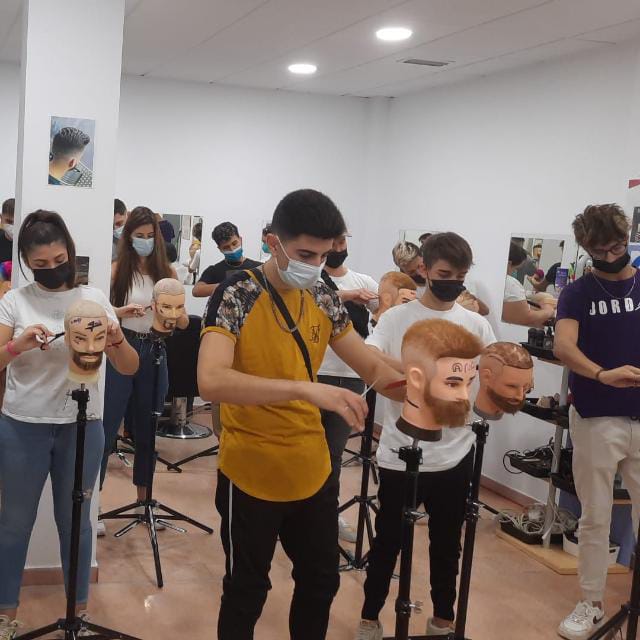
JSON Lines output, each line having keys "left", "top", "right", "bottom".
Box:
{"left": 36, "top": 331, "right": 65, "bottom": 350}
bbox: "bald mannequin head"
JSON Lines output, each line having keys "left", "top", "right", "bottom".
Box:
{"left": 400, "top": 319, "right": 482, "bottom": 432}
{"left": 64, "top": 300, "right": 108, "bottom": 383}
{"left": 152, "top": 278, "right": 185, "bottom": 335}
{"left": 475, "top": 342, "right": 534, "bottom": 420}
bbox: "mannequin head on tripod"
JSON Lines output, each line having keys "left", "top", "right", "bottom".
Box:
{"left": 475, "top": 342, "right": 533, "bottom": 420}
{"left": 151, "top": 278, "right": 185, "bottom": 337}
{"left": 64, "top": 300, "right": 108, "bottom": 383}
{"left": 399, "top": 319, "right": 482, "bottom": 438}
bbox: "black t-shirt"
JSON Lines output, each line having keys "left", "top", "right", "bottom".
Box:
{"left": 199, "top": 258, "right": 262, "bottom": 285}
{"left": 545, "top": 262, "right": 560, "bottom": 286}
{"left": 0, "top": 234, "right": 13, "bottom": 262}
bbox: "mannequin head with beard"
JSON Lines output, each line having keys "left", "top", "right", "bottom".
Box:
{"left": 475, "top": 342, "right": 534, "bottom": 421}
{"left": 64, "top": 300, "right": 108, "bottom": 384}
{"left": 399, "top": 319, "right": 482, "bottom": 439}
{"left": 152, "top": 278, "right": 185, "bottom": 336}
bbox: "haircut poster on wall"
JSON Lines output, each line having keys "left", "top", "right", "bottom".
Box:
{"left": 48, "top": 116, "right": 95, "bottom": 188}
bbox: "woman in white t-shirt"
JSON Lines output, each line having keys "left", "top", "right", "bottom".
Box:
{"left": 0, "top": 210, "right": 138, "bottom": 632}
{"left": 101, "top": 207, "right": 186, "bottom": 507}
{"left": 502, "top": 241, "right": 555, "bottom": 328}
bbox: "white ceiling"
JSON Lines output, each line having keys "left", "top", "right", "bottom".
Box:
{"left": 1, "top": 0, "right": 640, "bottom": 97}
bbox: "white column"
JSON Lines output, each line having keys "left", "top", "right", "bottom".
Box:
{"left": 14, "top": 0, "right": 125, "bottom": 580}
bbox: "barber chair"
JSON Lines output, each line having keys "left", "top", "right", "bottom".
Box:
{"left": 156, "top": 314, "right": 219, "bottom": 473}
{"left": 157, "top": 315, "right": 212, "bottom": 441}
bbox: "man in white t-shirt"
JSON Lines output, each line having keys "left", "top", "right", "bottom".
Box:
{"left": 355, "top": 232, "right": 496, "bottom": 640}
{"left": 318, "top": 232, "right": 379, "bottom": 543}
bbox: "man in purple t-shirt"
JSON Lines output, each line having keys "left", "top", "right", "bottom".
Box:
{"left": 555, "top": 203, "right": 640, "bottom": 640}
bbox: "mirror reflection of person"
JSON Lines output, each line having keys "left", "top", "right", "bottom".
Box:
{"left": 529, "top": 240, "right": 565, "bottom": 292}
{"left": 554, "top": 203, "right": 640, "bottom": 639}
{"left": 192, "top": 222, "right": 261, "bottom": 298}
{"left": 0, "top": 210, "right": 138, "bottom": 633}
{"left": 48, "top": 127, "right": 90, "bottom": 185}
{"left": 0, "top": 198, "right": 14, "bottom": 263}
{"left": 503, "top": 242, "right": 555, "bottom": 327}
{"left": 392, "top": 241, "right": 426, "bottom": 286}
{"left": 261, "top": 223, "right": 272, "bottom": 255}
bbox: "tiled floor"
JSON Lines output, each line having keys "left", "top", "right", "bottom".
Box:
{"left": 16, "top": 417, "right": 633, "bottom": 639}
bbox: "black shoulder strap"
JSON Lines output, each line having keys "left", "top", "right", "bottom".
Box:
{"left": 321, "top": 269, "right": 370, "bottom": 339}
{"left": 251, "top": 268, "right": 314, "bottom": 383}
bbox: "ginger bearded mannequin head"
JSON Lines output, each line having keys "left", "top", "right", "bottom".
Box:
{"left": 64, "top": 300, "right": 109, "bottom": 384}
{"left": 152, "top": 278, "right": 185, "bottom": 336}
{"left": 400, "top": 319, "right": 482, "bottom": 441}
{"left": 475, "top": 342, "right": 534, "bottom": 421}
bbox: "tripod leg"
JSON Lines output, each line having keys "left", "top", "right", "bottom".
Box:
{"left": 14, "top": 622, "right": 61, "bottom": 639}
{"left": 156, "top": 519, "right": 186, "bottom": 533}
{"left": 147, "top": 506, "right": 164, "bottom": 588}
{"left": 114, "top": 519, "right": 142, "bottom": 538}
{"left": 155, "top": 502, "right": 213, "bottom": 534}
{"left": 99, "top": 501, "right": 139, "bottom": 520}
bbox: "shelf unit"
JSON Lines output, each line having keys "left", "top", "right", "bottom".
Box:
{"left": 497, "top": 344, "right": 629, "bottom": 575}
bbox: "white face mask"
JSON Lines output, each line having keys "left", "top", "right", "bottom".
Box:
{"left": 276, "top": 238, "right": 325, "bottom": 289}
{"left": 3, "top": 224, "right": 13, "bottom": 241}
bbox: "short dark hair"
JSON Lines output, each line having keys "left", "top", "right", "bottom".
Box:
{"left": 262, "top": 223, "right": 272, "bottom": 237}
{"left": 2, "top": 198, "right": 14, "bottom": 217}
{"left": 418, "top": 232, "right": 432, "bottom": 244}
{"left": 533, "top": 243, "right": 542, "bottom": 250}
{"left": 212, "top": 222, "right": 239, "bottom": 246}
{"left": 18, "top": 210, "right": 77, "bottom": 288}
{"left": 114, "top": 198, "right": 127, "bottom": 216}
{"left": 271, "top": 189, "right": 346, "bottom": 241}
{"left": 421, "top": 232, "right": 473, "bottom": 270}
{"left": 573, "top": 203, "right": 630, "bottom": 249}
{"left": 50, "top": 127, "right": 90, "bottom": 159}
{"left": 508, "top": 242, "right": 528, "bottom": 267}
{"left": 192, "top": 222, "right": 202, "bottom": 241}
{"left": 165, "top": 242, "right": 178, "bottom": 263}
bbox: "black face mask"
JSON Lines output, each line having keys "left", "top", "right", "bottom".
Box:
{"left": 33, "top": 261, "right": 72, "bottom": 290}
{"left": 429, "top": 278, "right": 466, "bottom": 302}
{"left": 325, "top": 249, "right": 348, "bottom": 269}
{"left": 411, "top": 274, "right": 426, "bottom": 286}
{"left": 591, "top": 252, "right": 630, "bottom": 274}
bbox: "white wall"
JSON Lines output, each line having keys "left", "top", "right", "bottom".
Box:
{"left": 372, "top": 40, "right": 640, "bottom": 500}
{"left": 0, "top": 63, "right": 19, "bottom": 204}
{"left": 115, "top": 76, "right": 373, "bottom": 314}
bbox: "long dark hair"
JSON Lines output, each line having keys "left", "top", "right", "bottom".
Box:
{"left": 18, "top": 210, "right": 77, "bottom": 288}
{"left": 111, "top": 206, "right": 172, "bottom": 308}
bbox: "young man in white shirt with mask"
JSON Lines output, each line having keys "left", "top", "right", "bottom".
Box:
{"left": 318, "top": 232, "right": 379, "bottom": 542}
{"left": 355, "top": 232, "right": 496, "bottom": 640}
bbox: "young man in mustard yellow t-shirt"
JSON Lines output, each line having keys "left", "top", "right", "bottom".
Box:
{"left": 198, "top": 189, "right": 404, "bottom": 640}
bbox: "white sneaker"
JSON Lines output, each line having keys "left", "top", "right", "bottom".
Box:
{"left": 96, "top": 508, "right": 106, "bottom": 537}
{"left": 427, "top": 617, "right": 453, "bottom": 636}
{"left": 355, "top": 619, "right": 383, "bottom": 640}
{"left": 339, "top": 516, "right": 357, "bottom": 543}
{"left": 0, "top": 616, "right": 22, "bottom": 640}
{"left": 135, "top": 506, "right": 165, "bottom": 531}
{"left": 558, "top": 601, "right": 605, "bottom": 639}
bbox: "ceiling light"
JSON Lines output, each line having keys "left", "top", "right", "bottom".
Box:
{"left": 288, "top": 63, "right": 317, "bottom": 75}
{"left": 376, "top": 26, "right": 413, "bottom": 42}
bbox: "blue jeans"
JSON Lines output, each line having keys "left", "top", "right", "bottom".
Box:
{"left": 101, "top": 337, "right": 168, "bottom": 489}
{"left": 0, "top": 416, "right": 103, "bottom": 609}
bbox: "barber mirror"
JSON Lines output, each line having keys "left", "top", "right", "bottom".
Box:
{"left": 156, "top": 214, "right": 203, "bottom": 285}
{"left": 501, "top": 234, "right": 579, "bottom": 327}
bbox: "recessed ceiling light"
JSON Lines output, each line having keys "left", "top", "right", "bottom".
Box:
{"left": 288, "top": 63, "right": 317, "bottom": 75}
{"left": 376, "top": 26, "right": 413, "bottom": 42}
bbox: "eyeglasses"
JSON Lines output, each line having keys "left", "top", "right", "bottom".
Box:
{"left": 589, "top": 242, "right": 628, "bottom": 260}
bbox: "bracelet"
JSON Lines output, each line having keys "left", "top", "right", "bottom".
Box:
{"left": 6, "top": 340, "right": 20, "bottom": 358}
{"left": 108, "top": 337, "right": 125, "bottom": 349}
{"left": 595, "top": 368, "right": 605, "bottom": 382}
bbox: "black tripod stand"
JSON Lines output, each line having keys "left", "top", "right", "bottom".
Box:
{"left": 586, "top": 519, "right": 640, "bottom": 639}
{"left": 18, "top": 386, "right": 140, "bottom": 640}
{"left": 339, "top": 389, "right": 380, "bottom": 571}
{"left": 99, "top": 337, "right": 213, "bottom": 588}
{"left": 384, "top": 419, "right": 489, "bottom": 640}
